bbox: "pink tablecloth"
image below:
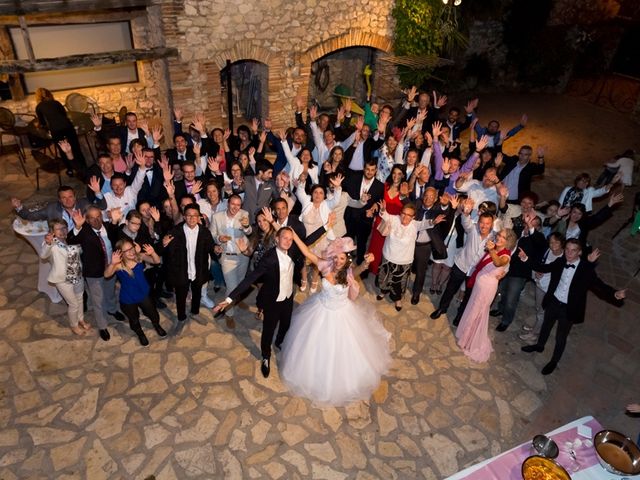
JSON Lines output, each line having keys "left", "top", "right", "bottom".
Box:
{"left": 447, "top": 416, "right": 626, "bottom": 480}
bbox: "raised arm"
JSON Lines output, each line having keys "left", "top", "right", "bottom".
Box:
{"left": 291, "top": 227, "right": 320, "bottom": 266}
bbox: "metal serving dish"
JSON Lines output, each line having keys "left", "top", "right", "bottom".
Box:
{"left": 532, "top": 434, "right": 559, "bottom": 458}
{"left": 521, "top": 455, "right": 571, "bottom": 480}
{"left": 593, "top": 429, "right": 640, "bottom": 476}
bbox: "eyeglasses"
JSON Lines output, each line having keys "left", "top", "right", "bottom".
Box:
{"left": 185, "top": 214, "right": 200, "bottom": 218}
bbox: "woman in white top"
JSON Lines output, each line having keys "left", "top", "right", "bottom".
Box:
{"left": 40, "top": 219, "right": 89, "bottom": 335}
{"left": 558, "top": 172, "right": 613, "bottom": 213}
{"left": 295, "top": 174, "right": 343, "bottom": 293}
{"left": 376, "top": 133, "right": 405, "bottom": 182}
{"left": 376, "top": 200, "right": 445, "bottom": 311}
{"left": 280, "top": 135, "right": 319, "bottom": 189}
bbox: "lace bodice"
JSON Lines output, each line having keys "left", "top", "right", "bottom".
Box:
{"left": 318, "top": 277, "right": 349, "bottom": 308}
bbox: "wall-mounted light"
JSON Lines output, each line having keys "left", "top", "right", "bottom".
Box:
{"left": 442, "top": 0, "right": 462, "bottom": 5}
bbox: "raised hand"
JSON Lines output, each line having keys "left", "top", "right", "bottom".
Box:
{"left": 494, "top": 152, "right": 503, "bottom": 168}
{"left": 336, "top": 105, "right": 346, "bottom": 124}
{"left": 363, "top": 252, "right": 374, "bottom": 264}
{"left": 259, "top": 130, "right": 267, "bottom": 145}
{"left": 449, "top": 193, "right": 459, "bottom": 210}
{"left": 240, "top": 214, "right": 250, "bottom": 228}
{"left": 608, "top": 192, "right": 624, "bottom": 207}
{"left": 248, "top": 146, "right": 256, "bottom": 158}
{"left": 263, "top": 118, "right": 272, "bottom": 131}
{"left": 587, "top": 248, "right": 601, "bottom": 263}
{"left": 433, "top": 214, "right": 446, "bottom": 225}
{"left": 326, "top": 211, "right": 337, "bottom": 229}
{"left": 329, "top": 173, "right": 344, "bottom": 189}
{"left": 434, "top": 91, "right": 448, "bottom": 108}
{"left": 90, "top": 113, "right": 102, "bottom": 128}
{"left": 207, "top": 156, "right": 220, "bottom": 174}
{"left": 88, "top": 176, "right": 101, "bottom": 193}
{"left": 251, "top": 117, "right": 259, "bottom": 134}
{"left": 309, "top": 105, "right": 318, "bottom": 122}
{"left": 431, "top": 121, "right": 442, "bottom": 139}
{"left": 378, "top": 199, "right": 387, "bottom": 213}
{"left": 10, "top": 197, "right": 22, "bottom": 210}
{"left": 149, "top": 206, "right": 160, "bottom": 222}
{"left": 462, "top": 197, "right": 474, "bottom": 214}
{"left": 520, "top": 113, "right": 528, "bottom": 126}
{"left": 173, "top": 107, "right": 183, "bottom": 122}
{"left": 496, "top": 182, "right": 509, "bottom": 199}
{"left": 111, "top": 250, "right": 122, "bottom": 265}
{"left": 441, "top": 157, "right": 451, "bottom": 174}
{"left": 164, "top": 180, "right": 175, "bottom": 198}
{"left": 193, "top": 141, "right": 201, "bottom": 159}
{"left": 139, "top": 119, "right": 150, "bottom": 135}
{"left": 537, "top": 146, "right": 545, "bottom": 158}
{"left": 275, "top": 128, "right": 286, "bottom": 141}
{"left": 261, "top": 206, "right": 274, "bottom": 224}
{"left": 191, "top": 180, "right": 203, "bottom": 196}
{"left": 355, "top": 115, "right": 364, "bottom": 132}
{"left": 44, "top": 232, "right": 54, "bottom": 245}
{"left": 465, "top": 98, "right": 479, "bottom": 114}
{"left": 399, "top": 181, "right": 410, "bottom": 197}
{"left": 235, "top": 236, "right": 248, "bottom": 253}
{"left": 405, "top": 116, "right": 417, "bottom": 132}
{"left": 295, "top": 95, "right": 306, "bottom": 112}
{"left": 424, "top": 130, "right": 433, "bottom": 146}
{"left": 223, "top": 128, "right": 231, "bottom": 142}
{"left": 476, "top": 134, "right": 490, "bottom": 152}
{"left": 517, "top": 247, "right": 527, "bottom": 261}
{"left": 152, "top": 125, "right": 163, "bottom": 145}
{"left": 72, "top": 209, "right": 85, "bottom": 228}
{"left": 344, "top": 98, "right": 352, "bottom": 115}
{"left": 142, "top": 244, "right": 155, "bottom": 256}
{"left": 162, "top": 234, "right": 174, "bottom": 248}
{"left": 486, "top": 239, "right": 496, "bottom": 251}
{"left": 58, "top": 139, "right": 72, "bottom": 155}
{"left": 405, "top": 86, "right": 418, "bottom": 103}
{"left": 614, "top": 289, "right": 626, "bottom": 300}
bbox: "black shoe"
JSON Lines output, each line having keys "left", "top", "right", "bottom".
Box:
{"left": 395, "top": 305, "right": 402, "bottom": 312}
{"left": 541, "top": 362, "right": 557, "bottom": 375}
{"left": 135, "top": 330, "right": 149, "bottom": 346}
{"left": 489, "top": 309, "right": 502, "bottom": 317}
{"left": 435, "top": 289, "right": 442, "bottom": 295}
{"left": 213, "top": 286, "right": 222, "bottom": 293}
{"left": 411, "top": 293, "right": 420, "bottom": 305}
{"left": 521, "top": 344, "right": 544, "bottom": 353}
{"left": 177, "top": 316, "right": 187, "bottom": 322}
{"left": 153, "top": 324, "right": 167, "bottom": 337}
{"left": 495, "top": 323, "right": 509, "bottom": 332}
{"left": 452, "top": 317, "right": 460, "bottom": 327}
{"left": 155, "top": 299, "right": 167, "bottom": 309}
{"left": 99, "top": 329, "right": 110, "bottom": 341}
{"left": 429, "top": 288, "right": 436, "bottom": 295}
{"left": 260, "top": 358, "right": 270, "bottom": 378}
{"left": 108, "top": 311, "right": 125, "bottom": 322}
{"left": 160, "top": 290, "right": 173, "bottom": 299}
{"left": 376, "top": 294, "right": 385, "bottom": 301}
{"left": 430, "top": 309, "right": 445, "bottom": 320}
{"left": 274, "top": 343, "right": 282, "bottom": 353}
{"left": 360, "top": 271, "right": 369, "bottom": 280}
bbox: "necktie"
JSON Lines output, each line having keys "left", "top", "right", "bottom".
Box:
{"left": 186, "top": 182, "right": 193, "bottom": 193}
{"left": 564, "top": 264, "right": 575, "bottom": 269}
{"left": 179, "top": 153, "right": 185, "bottom": 161}
{"left": 97, "top": 232, "right": 108, "bottom": 267}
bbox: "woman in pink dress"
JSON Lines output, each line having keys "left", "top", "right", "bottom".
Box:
{"left": 368, "top": 165, "right": 408, "bottom": 275}
{"left": 455, "top": 228, "right": 517, "bottom": 363}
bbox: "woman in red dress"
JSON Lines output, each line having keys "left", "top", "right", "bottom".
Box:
{"left": 368, "top": 165, "right": 408, "bottom": 274}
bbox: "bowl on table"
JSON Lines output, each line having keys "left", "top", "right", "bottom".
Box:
{"left": 532, "top": 435, "right": 559, "bottom": 458}
{"left": 521, "top": 455, "right": 571, "bottom": 480}
{"left": 593, "top": 429, "right": 640, "bottom": 476}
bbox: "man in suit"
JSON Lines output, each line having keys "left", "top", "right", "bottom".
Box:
{"left": 344, "top": 124, "right": 385, "bottom": 173}
{"left": 520, "top": 238, "right": 626, "bottom": 375}
{"left": 344, "top": 161, "right": 384, "bottom": 265}
{"left": 411, "top": 187, "right": 450, "bottom": 305}
{"left": 67, "top": 206, "right": 124, "bottom": 341}
{"left": 213, "top": 227, "right": 296, "bottom": 378}
{"left": 210, "top": 194, "right": 252, "bottom": 328}
{"left": 163, "top": 203, "right": 217, "bottom": 324}
{"left": 173, "top": 160, "right": 204, "bottom": 203}
{"left": 242, "top": 161, "right": 277, "bottom": 224}
{"left": 12, "top": 185, "right": 106, "bottom": 230}
{"left": 130, "top": 147, "right": 167, "bottom": 208}
{"left": 497, "top": 145, "right": 545, "bottom": 203}
{"left": 166, "top": 132, "right": 196, "bottom": 165}
{"left": 85, "top": 153, "right": 117, "bottom": 202}
{"left": 93, "top": 111, "right": 152, "bottom": 155}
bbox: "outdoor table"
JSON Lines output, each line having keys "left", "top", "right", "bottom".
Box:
{"left": 447, "top": 416, "right": 631, "bottom": 479}
{"left": 13, "top": 218, "right": 63, "bottom": 303}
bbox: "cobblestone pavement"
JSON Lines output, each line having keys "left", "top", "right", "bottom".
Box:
{"left": 0, "top": 96, "right": 638, "bottom": 479}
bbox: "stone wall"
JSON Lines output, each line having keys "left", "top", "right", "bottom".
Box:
{"left": 160, "top": 0, "right": 397, "bottom": 130}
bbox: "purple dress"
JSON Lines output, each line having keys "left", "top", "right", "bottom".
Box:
{"left": 455, "top": 255, "right": 508, "bottom": 363}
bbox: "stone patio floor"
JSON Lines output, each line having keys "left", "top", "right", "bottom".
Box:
{"left": 0, "top": 94, "right": 639, "bottom": 479}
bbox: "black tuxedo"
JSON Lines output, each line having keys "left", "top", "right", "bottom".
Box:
{"left": 498, "top": 157, "right": 544, "bottom": 199}
{"left": 174, "top": 176, "right": 205, "bottom": 203}
{"left": 343, "top": 172, "right": 384, "bottom": 263}
{"left": 164, "top": 223, "right": 216, "bottom": 320}
{"left": 166, "top": 147, "right": 196, "bottom": 165}
{"left": 67, "top": 222, "right": 119, "bottom": 278}
{"left": 130, "top": 163, "right": 167, "bottom": 208}
{"left": 98, "top": 126, "right": 148, "bottom": 155}
{"left": 532, "top": 257, "right": 621, "bottom": 365}
{"left": 229, "top": 247, "right": 294, "bottom": 358}
{"left": 344, "top": 136, "right": 385, "bottom": 171}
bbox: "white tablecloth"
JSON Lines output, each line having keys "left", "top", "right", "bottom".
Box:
{"left": 13, "top": 218, "right": 63, "bottom": 303}
{"left": 447, "top": 416, "right": 630, "bottom": 480}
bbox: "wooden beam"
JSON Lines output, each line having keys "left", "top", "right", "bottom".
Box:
{"left": 0, "top": 0, "right": 150, "bottom": 15}
{"left": 0, "top": 47, "right": 178, "bottom": 73}
{"left": 0, "top": 9, "right": 145, "bottom": 25}
{"left": 17, "top": 15, "right": 34, "bottom": 61}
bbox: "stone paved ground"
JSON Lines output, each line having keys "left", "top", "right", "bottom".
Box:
{"left": 0, "top": 94, "right": 638, "bottom": 479}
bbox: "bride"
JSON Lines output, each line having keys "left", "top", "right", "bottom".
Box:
{"left": 279, "top": 232, "right": 392, "bottom": 406}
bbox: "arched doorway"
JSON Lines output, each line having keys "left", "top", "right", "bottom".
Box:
{"left": 220, "top": 60, "right": 268, "bottom": 123}
{"left": 308, "top": 47, "right": 379, "bottom": 112}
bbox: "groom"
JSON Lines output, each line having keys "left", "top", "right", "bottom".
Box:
{"left": 213, "top": 227, "right": 295, "bottom": 378}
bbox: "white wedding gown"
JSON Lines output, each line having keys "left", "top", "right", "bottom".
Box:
{"left": 279, "top": 278, "right": 392, "bottom": 406}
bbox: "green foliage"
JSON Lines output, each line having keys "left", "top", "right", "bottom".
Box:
{"left": 392, "top": 0, "right": 467, "bottom": 87}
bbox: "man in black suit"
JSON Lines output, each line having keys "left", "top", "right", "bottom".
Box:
{"left": 166, "top": 133, "right": 196, "bottom": 165}
{"left": 173, "top": 160, "right": 204, "bottom": 203}
{"left": 521, "top": 239, "right": 626, "bottom": 375}
{"left": 497, "top": 145, "right": 545, "bottom": 204}
{"left": 163, "top": 203, "right": 217, "bottom": 323}
{"left": 344, "top": 161, "right": 384, "bottom": 265}
{"left": 92, "top": 111, "right": 151, "bottom": 155}
{"left": 213, "top": 227, "right": 296, "bottom": 378}
{"left": 130, "top": 147, "right": 167, "bottom": 208}
{"left": 344, "top": 124, "right": 385, "bottom": 172}
{"left": 67, "top": 206, "right": 124, "bottom": 341}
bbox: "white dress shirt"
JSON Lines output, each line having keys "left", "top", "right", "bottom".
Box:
{"left": 554, "top": 259, "right": 579, "bottom": 304}
{"left": 183, "top": 223, "right": 199, "bottom": 281}
{"left": 503, "top": 162, "right": 526, "bottom": 201}
{"left": 276, "top": 248, "right": 293, "bottom": 301}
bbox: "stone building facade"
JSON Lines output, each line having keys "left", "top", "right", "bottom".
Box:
{"left": 1, "top": 0, "right": 400, "bottom": 146}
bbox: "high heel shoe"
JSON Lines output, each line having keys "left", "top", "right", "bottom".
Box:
{"left": 310, "top": 281, "right": 319, "bottom": 293}
{"left": 300, "top": 279, "right": 308, "bottom": 292}
{"left": 376, "top": 294, "right": 385, "bottom": 301}
{"left": 395, "top": 303, "right": 403, "bottom": 312}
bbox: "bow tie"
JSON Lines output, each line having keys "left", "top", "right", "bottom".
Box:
{"left": 564, "top": 264, "right": 576, "bottom": 269}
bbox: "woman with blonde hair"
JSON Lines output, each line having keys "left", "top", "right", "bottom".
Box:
{"left": 104, "top": 238, "right": 166, "bottom": 346}
{"left": 35, "top": 87, "right": 86, "bottom": 177}
{"left": 455, "top": 228, "right": 517, "bottom": 363}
